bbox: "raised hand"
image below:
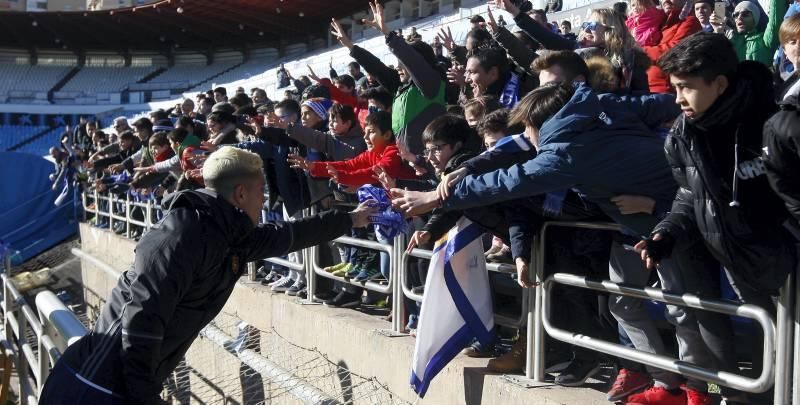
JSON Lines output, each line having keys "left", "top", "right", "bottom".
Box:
{"left": 390, "top": 188, "right": 440, "bottom": 217}
{"left": 287, "top": 153, "right": 310, "bottom": 171}
{"left": 437, "top": 27, "right": 456, "bottom": 52}
{"left": 330, "top": 18, "right": 355, "bottom": 49}
{"left": 307, "top": 64, "right": 321, "bottom": 82}
{"left": 491, "top": 0, "right": 521, "bottom": 17}
{"left": 373, "top": 166, "right": 396, "bottom": 189}
{"left": 486, "top": 5, "right": 498, "bottom": 32}
{"left": 367, "top": 0, "right": 390, "bottom": 35}
{"left": 349, "top": 200, "right": 379, "bottom": 228}
{"left": 406, "top": 231, "right": 431, "bottom": 254}
{"left": 326, "top": 164, "right": 340, "bottom": 182}
{"left": 436, "top": 167, "right": 467, "bottom": 200}
{"left": 447, "top": 64, "right": 466, "bottom": 87}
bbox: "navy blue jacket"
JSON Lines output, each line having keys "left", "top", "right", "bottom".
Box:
{"left": 444, "top": 84, "right": 678, "bottom": 237}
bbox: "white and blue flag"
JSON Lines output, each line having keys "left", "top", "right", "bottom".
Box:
{"left": 411, "top": 217, "right": 495, "bottom": 398}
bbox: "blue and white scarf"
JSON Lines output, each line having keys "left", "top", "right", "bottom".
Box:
{"left": 498, "top": 72, "right": 521, "bottom": 109}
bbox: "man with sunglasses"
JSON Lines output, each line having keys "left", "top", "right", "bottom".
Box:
{"left": 711, "top": 0, "right": 786, "bottom": 66}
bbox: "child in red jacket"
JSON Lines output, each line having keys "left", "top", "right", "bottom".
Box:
{"left": 288, "top": 111, "right": 417, "bottom": 187}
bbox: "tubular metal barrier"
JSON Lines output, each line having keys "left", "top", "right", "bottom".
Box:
{"left": 0, "top": 273, "right": 87, "bottom": 404}
{"left": 541, "top": 273, "right": 776, "bottom": 393}
{"left": 35, "top": 291, "right": 88, "bottom": 351}
{"left": 399, "top": 246, "right": 528, "bottom": 329}
{"left": 74, "top": 190, "right": 800, "bottom": 401}
{"left": 527, "top": 220, "right": 622, "bottom": 381}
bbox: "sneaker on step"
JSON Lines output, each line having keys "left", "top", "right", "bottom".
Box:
{"left": 324, "top": 262, "right": 349, "bottom": 273}
{"left": 285, "top": 280, "right": 306, "bottom": 296}
{"left": 323, "top": 291, "right": 361, "bottom": 308}
{"left": 487, "top": 336, "right": 525, "bottom": 373}
{"left": 607, "top": 368, "right": 651, "bottom": 402}
{"left": 553, "top": 359, "right": 602, "bottom": 387}
{"left": 461, "top": 340, "right": 496, "bottom": 358}
{"left": 296, "top": 286, "right": 308, "bottom": 299}
{"left": 331, "top": 263, "right": 352, "bottom": 277}
{"left": 625, "top": 386, "right": 686, "bottom": 405}
{"left": 354, "top": 267, "right": 381, "bottom": 282}
{"left": 270, "top": 277, "right": 294, "bottom": 293}
{"left": 684, "top": 386, "right": 712, "bottom": 405}
{"left": 343, "top": 265, "right": 362, "bottom": 280}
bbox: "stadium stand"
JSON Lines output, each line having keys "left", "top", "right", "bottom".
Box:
{"left": 0, "top": 125, "right": 51, "bottom": 151}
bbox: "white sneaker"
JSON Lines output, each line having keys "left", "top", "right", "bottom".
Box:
{"left": 270, "top": 277, "right": 294, "bottom": 292}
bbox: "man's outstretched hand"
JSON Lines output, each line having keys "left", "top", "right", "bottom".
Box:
{"left": 349, "top": 200, "right": 378, "bottom": 228}
{"left": 390, "top": 188, "right": 440, "bottom": 217}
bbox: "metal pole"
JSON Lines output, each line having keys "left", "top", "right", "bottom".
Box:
{"left": 35, "top": 291, "right": 88, "bottom": 348}
{"left": 391, "top": 233, "right": 406, "bottom": 334}
{"left": 305, "top": 244, "right": 315, "bottom": 304}
{"left": 528, "top": 232, "right": 545, "bottom": 381}
{"left": 793, "top": 272, "right": 800, "bottom": 405}
{"left": 775, "top": 273, "right": 794, "bottom": 405}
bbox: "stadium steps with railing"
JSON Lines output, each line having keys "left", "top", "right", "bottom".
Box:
{"left": 137, "top": 67, "right": 167, "bottom": 84}
{"left": 8, "top": 126, "right": 59, "bottom": 152}
{"left": 47, "top": 66, "right": 82, "bottom": 103}
{"left": 190, "top": 60, "right": 246, "bottom": 92}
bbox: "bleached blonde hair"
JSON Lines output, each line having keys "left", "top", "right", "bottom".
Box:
{"left": 202, "top": 146, "right": 263, "bottom": 198}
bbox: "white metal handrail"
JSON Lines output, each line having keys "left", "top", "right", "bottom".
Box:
{"left": 542, "top": 273, "right": 776, "bottom": 393}
{"left": 0, "top": 272, "right": 88, "bottom": 404}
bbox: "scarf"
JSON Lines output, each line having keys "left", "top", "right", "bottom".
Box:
{"left": 499, "top": 72, "right": 521, "bottom": 109}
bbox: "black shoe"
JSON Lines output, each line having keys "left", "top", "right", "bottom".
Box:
{"left": 313, "top": 290, "right": 336, "bottom": 301}
{"left": 296, "top": 286, "right": 308, "bottom": 299}
{"left": 323, "top": 291, "right": 361, "bottom": 308}
{"left": 553, "top": 360, "right": 602, "bottom": 387}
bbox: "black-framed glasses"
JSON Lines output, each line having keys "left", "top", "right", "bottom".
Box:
{"left": 423, "top": 144, "right": 448, "bottom": 157}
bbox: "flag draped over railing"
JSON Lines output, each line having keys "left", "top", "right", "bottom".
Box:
{"left": 410, "top": 217, "right": 495, "bottom": 398}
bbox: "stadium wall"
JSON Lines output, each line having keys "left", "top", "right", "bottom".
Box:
{"left": 76, "top": 223, "right": 608, "bottom": 404}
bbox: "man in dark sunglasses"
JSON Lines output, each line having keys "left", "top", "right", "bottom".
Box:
{"left": 715, "top": 0, "right": 786, "bottom": 66}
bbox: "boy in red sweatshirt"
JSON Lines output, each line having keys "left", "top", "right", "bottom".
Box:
{"left": 289, "top": 111, "right": 416, "bottom": 187}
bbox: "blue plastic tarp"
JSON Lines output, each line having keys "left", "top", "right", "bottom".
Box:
{"left": 0, "top": 152, "right": 78, "bottom": 262}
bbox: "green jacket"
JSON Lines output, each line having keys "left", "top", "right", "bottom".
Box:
{"left": 729, "top": 0, "right": 786, "bottom": 66}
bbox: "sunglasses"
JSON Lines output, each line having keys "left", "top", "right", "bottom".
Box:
{"left": 581, "top": 21, "right": 607, "bottom": 32}
{"left": 733, "top": 10, "right": 753, "bottom": 19}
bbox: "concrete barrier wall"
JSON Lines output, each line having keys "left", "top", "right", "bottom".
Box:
{"left": 78, "top": 224, "right": 607, "bottom": 405}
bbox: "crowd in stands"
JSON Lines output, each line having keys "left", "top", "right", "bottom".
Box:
{"left": 48, "top": 0, "right": 800, "bottom": 403}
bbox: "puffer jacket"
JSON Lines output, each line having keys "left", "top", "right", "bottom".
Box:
{"left": 763, "top": 98, "right": 800, "bottom": 225}
{"left": 56, "top": 189, "right": 354, "bottom": 403}
{"left": 654, "top": 61, "right": 795, "bottom": 294}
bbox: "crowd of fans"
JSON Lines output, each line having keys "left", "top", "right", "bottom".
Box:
{"left": 48, "top": 0, "right": 800, "bottom": 403}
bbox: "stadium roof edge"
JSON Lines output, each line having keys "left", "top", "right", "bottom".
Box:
{"left": 0, "top": 0, "right": 370, "bottom": 54}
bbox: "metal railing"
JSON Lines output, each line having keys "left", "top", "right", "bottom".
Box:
{"left": 399, "top": 246, "right": 527, "bottom": 328}
{"left": 79, "top": 190, "right": 799, "bottom": 401}
{"left": 526, "top": 220, "right": 791, "bottom": 404}
{"left": 0, "top": 272, "right": 89, "bottom": 404}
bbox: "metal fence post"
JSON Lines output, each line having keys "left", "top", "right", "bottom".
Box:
{"left": 793, "top": 273, "right": 800, "bottom": 405}
{"left": 527, "top": 232, "right": 545, "bottom": 381}
{"left": 16, "top": 300, "right": 28, "bottom": 405}
{"left": 775, "top": 273, "right": 794, "bottom": 405}
{"left": 391, "top": 233, "right": 406, "bottom": 334}
{"left": 124, "top": 194, "right": 131, "bottom": 239}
